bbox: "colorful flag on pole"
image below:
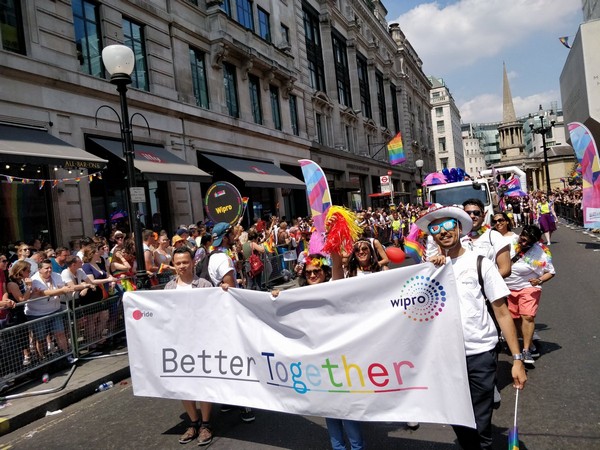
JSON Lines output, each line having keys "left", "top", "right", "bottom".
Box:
{"left": 404, "top": 223, "right": 425, "bottom": 263}
{"left": 568, "top": 122, "right": 600, "bottom": 229}
{"left": 299, "top": 159, "right": 332, "bottom": 253}
{"left": 559, "top": 36, "right": 571, "bottom": 49}
{"left": 388, "top": 132, "right": 406, "bottom": 166}
{"left": 508, "top": 389, "right": 520, "bottom": 449}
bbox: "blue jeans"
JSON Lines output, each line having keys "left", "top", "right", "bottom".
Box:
{"left": 325, "top": 418, "right": 364, "bottom": 450}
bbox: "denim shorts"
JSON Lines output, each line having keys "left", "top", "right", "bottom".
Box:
{"left": 25, "top": 312, "right": 65, "bottom": 340}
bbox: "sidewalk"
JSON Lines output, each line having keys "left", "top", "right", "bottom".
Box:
{"left": 0, "top": 347, "right": 130, "bottom": 437}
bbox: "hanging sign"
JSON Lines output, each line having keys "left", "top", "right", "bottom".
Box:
{"left": 204, "top": 181, "right": 243, "bottom": 225}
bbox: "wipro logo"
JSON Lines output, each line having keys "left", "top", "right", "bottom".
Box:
{"left": 132, "top": 309, "right": 154, "bottom": 320}
{"left": 390, "top": 275, "right": 447, "bottom": 323}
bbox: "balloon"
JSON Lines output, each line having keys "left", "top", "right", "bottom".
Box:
{"left": 386, "top": 247, "right": 406, "bottom": 264}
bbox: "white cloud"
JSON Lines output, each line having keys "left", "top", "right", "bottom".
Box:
{"left": 392, "top": 0, "right": 581, "bottom": 75}
{"left": 459, "top": 90, "right": 560, "bottom": 123}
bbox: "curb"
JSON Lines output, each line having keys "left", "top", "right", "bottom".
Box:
{"left": 0, "top": 364, "right": 130, "bottom": 436}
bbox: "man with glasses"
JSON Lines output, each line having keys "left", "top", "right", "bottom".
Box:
{"left": 417, "top": 205, "right": 526, "bottom": 450}
{"left": 462, "top": 199, "right": 512, "bottom": 278}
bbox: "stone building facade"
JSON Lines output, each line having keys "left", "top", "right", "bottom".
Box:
{"left": 0, "top": 0, "right": 433, "bottom": 248}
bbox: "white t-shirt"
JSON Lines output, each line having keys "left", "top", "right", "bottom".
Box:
{"left": 505, "top": 244, "right": 555, "bottom": 291}
{"left": 61, "top": 267, "right": 88, "bottom": 285}
{"left": 28, "top": 272, "right": 65, "bottom": 316}
{"left": 449, "top": 250, "right": 510, "bottom": 356}
{"left": 175, "top": 283, "right": 194, "bottom": 290}
{"left": 461, "top": 228, "right": 509, "bottom": 262}
{"left": 500, "top": 233, "right": 519, "bottom": 258}
{"left": 208, "top": 251, "right": 238, "bottom": 288}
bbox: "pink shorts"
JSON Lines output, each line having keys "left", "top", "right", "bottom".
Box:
{"left": 508, "top": 287, "right": 542, "bottom": 319}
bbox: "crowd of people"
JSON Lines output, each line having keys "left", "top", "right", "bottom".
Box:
{"left": 1, "top": 189, "right": 563, "bottom": 449}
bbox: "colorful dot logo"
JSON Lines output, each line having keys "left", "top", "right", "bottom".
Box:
{"left": 393, "top": 275, "right": 446, "bottom": 323}
{"left": 132, "top": 310, "right": 143, "bottom": 320}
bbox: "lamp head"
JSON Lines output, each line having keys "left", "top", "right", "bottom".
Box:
{"left": 528, "top": 113, "right": 534, "bottom": 130}
{"left": 102, "top": 45, "right": 135, "bottom": 84}
{"left": 415, "top": 159, "right": 424, "bottom": 168}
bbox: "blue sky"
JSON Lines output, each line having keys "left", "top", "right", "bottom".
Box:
{"left": 384, "top": 0, "right": 583, "bottom": 123}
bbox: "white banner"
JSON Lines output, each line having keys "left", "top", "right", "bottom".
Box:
{"left": 124, "top": 263, "right": 475, "bottom": 428}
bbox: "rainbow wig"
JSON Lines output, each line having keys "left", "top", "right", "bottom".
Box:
{"left": 322, "top": 206, "right": 363, "bottom": 255}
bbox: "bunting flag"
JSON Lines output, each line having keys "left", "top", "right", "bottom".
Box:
{"left": 388, "top": 132, "right": 406, "bottom": 166}
{"left": 1, "top": 171, "right": 104, "bottom": 189}
{"left": 568, "top": 122, "right": 600, "bottom": 229}
{"left": 559, "top": 36, "right": 571, "bottom": 49}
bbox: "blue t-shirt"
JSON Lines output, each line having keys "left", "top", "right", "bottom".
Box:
{"left": 51, "top": 258, "right": 67, "bottom": 274}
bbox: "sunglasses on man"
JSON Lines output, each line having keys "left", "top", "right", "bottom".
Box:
{"left": 428, "top": 219, "right": 458, "bottom": 235}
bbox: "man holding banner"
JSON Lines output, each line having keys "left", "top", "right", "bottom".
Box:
{"left": 416, "top": 205, "right": 527, "bottom": 449}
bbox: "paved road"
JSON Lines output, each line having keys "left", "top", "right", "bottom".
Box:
{"left": 1, "top": 221, "right": 599, "bottom": 449}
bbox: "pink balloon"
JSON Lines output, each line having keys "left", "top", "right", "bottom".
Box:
{"left": 386, "top": 247, "right": 406, "bottom": 264}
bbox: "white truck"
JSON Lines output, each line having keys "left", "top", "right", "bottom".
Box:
{"left": 425, "top": 178, "right": 495, "bottom": 225}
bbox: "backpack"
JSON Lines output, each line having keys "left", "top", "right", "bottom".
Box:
{"left": 196, "top": 250, "right": 221, "bottom": 285}
{"left": 248, "top": 251, "right": 264, "bottom": 278}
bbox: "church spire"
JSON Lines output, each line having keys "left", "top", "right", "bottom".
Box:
{"left": 502, "top": 62, "right": 517, "bottom": 123}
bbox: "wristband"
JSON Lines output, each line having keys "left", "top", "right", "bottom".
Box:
{"left": 512, "top": 354, "right": 523, "bottom": 361}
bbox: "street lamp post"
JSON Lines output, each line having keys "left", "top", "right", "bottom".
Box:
{"left": 415, "top": 159, "right": 425, "bottom": 205}
{"left": 528, "top": 104, "right": 556, "bottom": 196}
{"left": 101, "top": 44, "right": 149, "bottom": 289}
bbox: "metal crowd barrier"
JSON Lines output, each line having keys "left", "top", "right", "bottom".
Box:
{"left": 555, "top": 202, "right": 584, "bottom": 227}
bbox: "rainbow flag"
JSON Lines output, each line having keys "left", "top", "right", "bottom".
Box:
{"left": 263, "top": 233, "right": 275, "bottom": 253}
{"left": 508, "top": 426, "right": 519, "bottom": 450}
{"left": 404, "top": 238, "right": 425, "bottom": 263}
{"left": 388, "top": 132, "right": 406, "bottom": 166}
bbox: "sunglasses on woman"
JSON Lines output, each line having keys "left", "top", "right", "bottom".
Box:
{"left": 491, "top": 218, "right": 506, "bottom": 225}
{"left": 305, "top": 268, "right": 323, "bottom": 276}
{"left": 428, "top": 219, "right": 458, "bottom": 235}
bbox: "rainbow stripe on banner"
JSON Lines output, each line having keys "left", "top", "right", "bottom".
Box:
{"left": 388, "top": 132, "right": 406, "bottom": 166}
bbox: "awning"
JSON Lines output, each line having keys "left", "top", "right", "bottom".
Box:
{"left": 368, "top": 192, "right": 391, "bottom": 198}
{"left": 203, "top": 154, "right": 305, "bottom": 189}
{"left": 89, "top": 137, "right": 211, "bottom": 182}
{"left": 0, "top": 124, "right": 107, "bottom": 169}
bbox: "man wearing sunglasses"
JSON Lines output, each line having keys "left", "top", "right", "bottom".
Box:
{"left": 416, "top": 205, "right": 526, "bottom": 450}
{"left": 461, "top": 199, "right": 512, "bottom": 279}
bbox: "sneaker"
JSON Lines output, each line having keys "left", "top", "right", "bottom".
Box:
{"left": 240, "top": 407, "right": 255, "bottom": 423}
{"left": 47, "top": 343, "right": 58, "bottom": 354}
{"left": 220, "top": 404, "right": 233, "bottom": 413}
{"left": 197, "top": 426, "right": 213, "bottom": 446}
{"left": 529, "top": 343, "right": 540, "bottom": 359}
{"left": 179, "top": 426, "right": 198, "bottom": 444}
{"left": 23, "top": 356, "right": 31, "bottom": 366}
{"left": 407, "top": 422, "right": 420, "bottom": 430}
{"left": 522, "top": 349, "right": 535, "bottom": 365}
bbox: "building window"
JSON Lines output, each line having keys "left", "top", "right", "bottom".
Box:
{"left": 221, "top": 0, "right": 231, "bottom": 16}
{"left": 302, "top": 4, "right": 325, "bottom": 91}
{"left": 237, "top": 0, "right": 254, "bottom": 31}
{"left": 270, "top": 85, "right": 282, "bottom": 130}
{"left": 72, "top": 0, "right": 102, "bottom": 77}
{"left": 223, "top": 62, "right": 239, "bottom": 118}
{"left": 289, "top": 94, "right": 299, "bottom": 136}
{"left": 438, "top": 137, "right": 446, "bottom": 152}
{"left": 248, "top": 74, "right": 262, "bottom": 124}
{"left": 440, "top": 158, "right": 448, "bottom": 170}
{"left": 435, "top": 107, "right": 443, "bottom": 117}
{"left": 316, "top": 113, "right": 324, "bottom": 144}
{"left": 436, "top": 120, "right": 445, "bottom": 134}
{"left": 281, "top": 23, "right": 290, "bottom": 45}
{"left": 345, "top": 125, "right": 355, "bottom": 153}
{"left": 257, "top": 7, "right": 271, "bottom": 42}
{"left": 190, "top": 47, "right": 209, "bottom": 108}
{"left": 123, "top": 19, "right": 148, "bottom": 91}
{"left": 332, "top": 31, "right": 351, "bottom": 107}
{"left": 376, "top": 71, "right": 387, "bottom": 128}
{"left": 390, "top": 84, "right": 400, "bottom": 134}
{"left": 1, "top": 0, "right": 26, "bottom": 54}
{"left": 357, "top": 54, "right": 371, "bottom": 118}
